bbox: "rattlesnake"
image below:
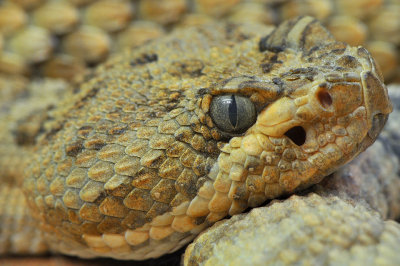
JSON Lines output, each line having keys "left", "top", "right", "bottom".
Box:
{"left": 0, "top": 15, "right": 394, "bottom": 264}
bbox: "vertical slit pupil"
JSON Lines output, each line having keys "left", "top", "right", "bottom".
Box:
{"left": 228, "top": 95, "right": 238, "bottom": 128}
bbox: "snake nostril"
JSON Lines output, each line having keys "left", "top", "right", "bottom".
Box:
{"left": 284, "top": 126, "right": 306, "bottom": 146}
{"left": 317, "top": 89, "right": 333, "bottom": 108}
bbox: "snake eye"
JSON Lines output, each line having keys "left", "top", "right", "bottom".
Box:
{"left": 210, "top": 95, "right": 256, "bottom": 134}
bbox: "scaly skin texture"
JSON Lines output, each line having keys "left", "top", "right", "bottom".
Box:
{"left": 184, "top": 194, "right": 400, "bottom": 266}
{"left": 0, "top": 77, "right": 73, "bottom": 185}
{"left": 0, "top": 17, "right": 392, "bottom": 261}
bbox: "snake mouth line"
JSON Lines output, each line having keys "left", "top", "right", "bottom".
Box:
{"left": 284, "top": 126, "right": 306, "bottom": 146}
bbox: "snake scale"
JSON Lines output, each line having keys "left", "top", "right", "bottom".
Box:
{"left": 0, "top": 16, "right": 393, "bottom": 261}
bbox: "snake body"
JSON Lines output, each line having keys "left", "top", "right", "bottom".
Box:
{"left": 0, "top": 17, "right": 392, "bottom": 260}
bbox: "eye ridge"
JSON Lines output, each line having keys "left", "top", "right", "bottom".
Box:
{"left": 228, "top": 95, "right": 238, "bottom": 129}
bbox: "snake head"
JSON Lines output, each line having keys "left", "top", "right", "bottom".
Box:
{"left": 204, "top": 16, "right": 392, "bottom": 216}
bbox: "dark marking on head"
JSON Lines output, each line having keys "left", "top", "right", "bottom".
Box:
{"left": 299, "top": 18, "right": 337, "bottom": 53}
{"left": 259, "top": 35, "right": 286, "bottom": 53}
{"left": 307, "top": 42, "right": 347, "bottom": 60}
{"left": 306, "top": 74, "right": 315, "bottom": 81}
{"left": 331, "top": 48, "right": 346, "bottom": 55}
{"left": 281, "top": 67, "right": 317, "bottom": 82}
{"left": 164, "top": 103, "right": 180, "bottom": 112}
{"left": 65, "top": 141, "right": 84, "bottom": 157}
{"left": 272, "top": 77, "right": 284, "bottom": 87}
{"left": 260, "top": 52, "right": 283, "bottom": 73}
{"left": 299, "top": 19, "right": 318, "bottom": 50}
{"left": 334, "top": 66, "right": 347, "bottom": 72}
{"left": 169, "top": 59, "right": 204, "bottom": 77}
{"left": 336, "top": 55, "right": 361, "bottom": 69}
{"left": 238, "top": 80, "right": 272, "bottom": 90}
{"left": 259, "top": 35, "right": 271, "bottom": 52}
{"left": 306, "top": 45, "right": 321, "bottom": 56}
{"left": 220, "top": 77, "right": 236, "bottom": 87}
{"left": 237, "top": 80, "right": 283, "bottom": 101}
{"left": 197, "top": 88, "right": 211, "bottom": 96}
{"left": 291, "top": 67, "right": 315, "bottom": 74}
{"left": 260, "top": 62, "right": 274, "bottom": 73}
{"left": 130, "top": 53, "right": 158, "bottom": 67}
{"left": 259, "top": 16, "right": 304, "bottom": 53}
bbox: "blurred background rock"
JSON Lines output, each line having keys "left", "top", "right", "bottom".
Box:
{"left": 0, "top": 0, "right": 398, "bottom": 85}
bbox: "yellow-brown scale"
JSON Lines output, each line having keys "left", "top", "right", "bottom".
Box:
{"left": 15, "top": 17, "right": 391, "bottom": 260}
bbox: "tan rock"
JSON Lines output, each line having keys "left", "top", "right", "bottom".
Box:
{"left": 33, "top": 1, "right": 79, "bottom": 34}
{"left": 0, "top": 4, "right": 27, "bottom": 37}
{"left": 138, "top": 0, "right": 187, "bottom": 25}
{"left": 63, "top": 26, "right": 111, "bottom": 63}
{"left": 84, "top": 0, "right": 133, "bottom": 32}
{"left": 8, "top": 26, "right": 53, "bottom": 63}
{"left": 327, "top": 16, "right": 367, "bottom": 46}
{"left": 185, "top": 194, "right": 400, "bottom": 265}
